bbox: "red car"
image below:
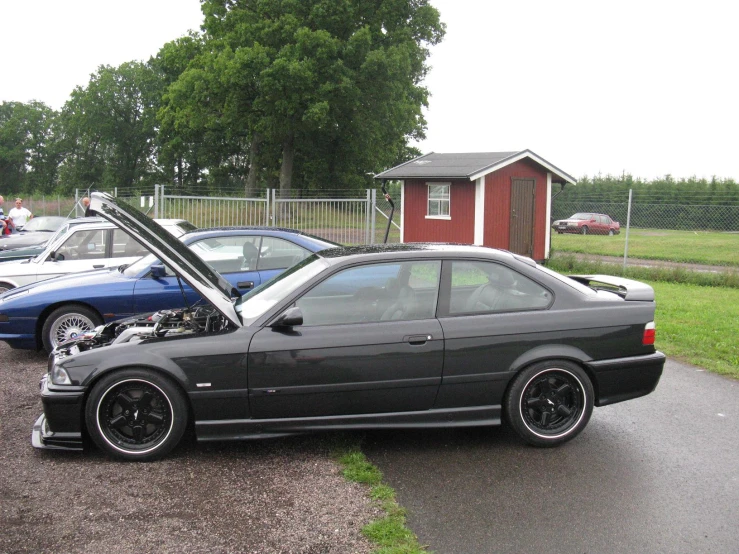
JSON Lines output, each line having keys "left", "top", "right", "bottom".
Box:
{"left": 553, "top": 213, "right": 620, "bottom": 235}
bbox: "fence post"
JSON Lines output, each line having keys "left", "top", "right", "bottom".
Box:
{"left": 154, "top": 185, "right": 159, "bottom": 219}
{"left": 623, "top": 189, "right": 633, "bottom": 270}
{"left": 74, "top": 189, "right": 79, "bottom": 218}
{"left": 364, "top": 189, "right": 372, "bottom": 244}
{"left": 270, "top": 189, "right": 276, "bottom": 227}
{"left": 370, "top": 188, "right": 377, "bottom": 245}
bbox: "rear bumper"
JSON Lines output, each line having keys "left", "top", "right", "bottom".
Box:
{"left": 31, "top": 375, "right": 85, "bottom": 451}
{"left": 586, "top": 351, "right": 666, "bottom": 406}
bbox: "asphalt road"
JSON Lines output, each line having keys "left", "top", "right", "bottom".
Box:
{"left": 363, "top": 359, "right": 739, "bottom": 554}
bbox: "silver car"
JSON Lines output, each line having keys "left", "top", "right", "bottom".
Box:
{"left": 0, "top": 219, "right": 193, "bottom": 293}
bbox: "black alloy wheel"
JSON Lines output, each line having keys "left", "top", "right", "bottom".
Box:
{"left": 85, "top": 369, "right": 188, "bottom": 461}
{"left": 505, "top": 360, "right": 593, "bottom": 447}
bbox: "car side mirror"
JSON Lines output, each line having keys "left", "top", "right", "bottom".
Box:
{"left": 271, "top": 306, "right": 303, "bottom": 328}
{"left": 150, "top": 264, "right": 167, "bottom": 278}
{"left": 49, "top": 251, "right": 64, "bottom": 261}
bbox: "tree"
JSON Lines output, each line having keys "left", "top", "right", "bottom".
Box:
{"left": 164, "top": 0, "right": 445, "bottom": 195}
{"left": 0, "top": 101, "right": 60, "bottom": 193}
{"left": 57, "top": 62, "right": 164, "bottom": 192}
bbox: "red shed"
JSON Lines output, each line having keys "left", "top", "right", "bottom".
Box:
{"left": 375, "top": 150, "right": 576, "bottom": 261}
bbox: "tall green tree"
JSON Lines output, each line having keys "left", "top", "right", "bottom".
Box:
{"left": 58, "top": 62, "right": 164, "bottom": 192}
{"left": 163, "top": 0, "right": 445, "bottom": 195}
{"left": 0, "top": 101, "right": 60, "bottom": 193}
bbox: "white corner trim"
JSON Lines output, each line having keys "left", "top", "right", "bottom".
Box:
{"left": 400, "top": 181, "right": 405, "bottom": 243}
{"left": 545, "top": 172, "right": 552, "bottom": 259}
{"left": 474, "top": 176, "right": 485, "bottom": 245}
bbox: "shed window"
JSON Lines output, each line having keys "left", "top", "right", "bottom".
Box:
{"left": 427, "top": 184, "right": 450, "bottom": 217}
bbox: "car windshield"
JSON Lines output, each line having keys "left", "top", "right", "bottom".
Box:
{"left": 569, "top": 213, "right": 592, "bottom": 220}
{"left": 235, "top": 254, "right": 329, "bottom": 326}
{"left": 20, "top": 217, "right": 65, "bottom": 232}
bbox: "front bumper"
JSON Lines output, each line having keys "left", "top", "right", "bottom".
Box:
{"left": 587, "top": 351, "right": 666, "bottom": 406}
{"left": 31, "top": 375, "right": 85, "bottom": 451}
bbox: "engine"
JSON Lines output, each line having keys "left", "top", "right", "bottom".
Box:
{"left": 54, "top": 305, "right": 232, "bottom": 356}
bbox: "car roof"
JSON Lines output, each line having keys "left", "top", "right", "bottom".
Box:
{"left": 317, "top": 243, "right": 525, "bottom": 264}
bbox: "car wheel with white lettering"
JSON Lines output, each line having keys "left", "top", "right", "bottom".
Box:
{"left": 85, "top": 369, "right": 188, "bottom": 461}
{"left": 505, "top": 360, "right": 594, "bottom": 447}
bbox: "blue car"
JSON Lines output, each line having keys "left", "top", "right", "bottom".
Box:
{"left": 0, "top": 227, "right": 338, "bottom": 351}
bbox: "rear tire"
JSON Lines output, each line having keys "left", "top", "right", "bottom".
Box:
{"left": 505, "top": 360, "right": 593, "bottom": 447}
{"left": 85, "top": 368, "right": 188, "bottom": 461}
{"left": 42, "top": 305, "right": 102, "bottom": 352}
{"left": 0, "top": 282, "right": 14, "bottom": 294}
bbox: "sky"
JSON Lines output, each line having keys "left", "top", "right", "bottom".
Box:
{"left": 1, "top": 0, "right": 737, "bottom": 181}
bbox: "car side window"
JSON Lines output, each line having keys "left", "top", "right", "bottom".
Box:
{"left": 295, "top": 260, "right": 441, "bottom": 326}
{"left": 112, "top": 229, "right": 150, "bottom": 258}
{"left": 257, "top": 237, "right": 310, "bottom": 271}
{"left": 52, "top": 229, "right": 106, "bottom": 261}
{"left": 447, "top": 261, "right": 552, "bottom": 315}
{"left": 189, "top": 235, "right": 261, "bottom": 273}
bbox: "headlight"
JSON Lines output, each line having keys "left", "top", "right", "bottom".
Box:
{"left": 50, "top": 364, "right": 72, "bottom": 385}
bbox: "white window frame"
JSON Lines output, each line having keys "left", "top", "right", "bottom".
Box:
{"left": 426, "top": 182, "right": 451, "bottom": 220}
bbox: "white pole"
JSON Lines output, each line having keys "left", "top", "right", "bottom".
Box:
{"left": 623, "top": 188, "right": 633, "bottom": 270}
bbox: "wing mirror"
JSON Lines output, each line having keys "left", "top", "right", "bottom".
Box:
{"left": 150, "top": 264, "right": 167, "bottom": 278}
{"left": 49, "top": 251, "right": 64, "bottom": 261}
{"left": 271, "top": 306, "right": 303, "bottom": 328}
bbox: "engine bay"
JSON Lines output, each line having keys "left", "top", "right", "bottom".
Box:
{"left": 54, "top": 305, "right": 233, "bottom": 356}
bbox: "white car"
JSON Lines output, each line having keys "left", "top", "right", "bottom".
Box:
{"left": 0, "top": 219, "right": 193, "bottom": 293}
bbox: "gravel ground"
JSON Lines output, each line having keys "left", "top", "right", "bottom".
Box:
{"left": 0, "top": 343, "right": 380, "bottom": 554}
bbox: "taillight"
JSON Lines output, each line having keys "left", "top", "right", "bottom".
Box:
{"left": 643, "top": 321, "right": 656, "bottom": 345}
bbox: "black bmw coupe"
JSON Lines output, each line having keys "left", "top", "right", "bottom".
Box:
{"left": 33, "top": 193, "right": 665, "bottom": 461}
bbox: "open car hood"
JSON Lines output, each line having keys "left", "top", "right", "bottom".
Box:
{"left": 90, "top": 192, "right": 242, "bottom": 327}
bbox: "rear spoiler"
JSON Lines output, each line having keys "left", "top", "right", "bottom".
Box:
{"left": 567, "top": 274, "right": 655, "bottom": 301}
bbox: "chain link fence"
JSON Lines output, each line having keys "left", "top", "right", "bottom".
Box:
{"left": 553, "top": 195, "right": 739, "bottom": 232}
{"left": 552, "top": 190, "right": 739, "bottom": 268}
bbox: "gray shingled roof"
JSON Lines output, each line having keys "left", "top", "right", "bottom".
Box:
{"left": 374, "top": 150, "right": 576, "bottom": 184}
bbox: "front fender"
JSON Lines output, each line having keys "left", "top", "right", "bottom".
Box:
{"left": 60, "top": 343, "right": 190, "bottom": 390}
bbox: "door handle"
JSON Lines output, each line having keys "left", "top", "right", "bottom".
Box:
{"left": 93, "top": 264, "right": 104, "bottom": 268}
{"left": 404, "top": 334, "right": 432, "bottom": 345}
{"left": 238, "top": 281, "right": 255, "bottom": 289}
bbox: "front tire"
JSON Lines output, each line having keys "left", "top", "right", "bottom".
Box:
{"left": 581, "top": 226, "right": 588, "bottom": 235}
{"left": 0, "top": 282, "right": 14, "bottom": 294}
{"left": 85, "top": 369, "right": 188, "bottom": 461}
{"left": 505, "top": 360, "right": 593, "bottom": 447}
{"left": 42, "top": 304, "right": 102, "bottom": 351}
{"left": 608, "top": 229, "right": 615, "bottom": 236}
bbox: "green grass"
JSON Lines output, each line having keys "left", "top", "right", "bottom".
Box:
{"left": 650, "top": 281, "right": 739, "bottom": 378}
{"left": 552, "top": 229, "right": 739, "bottom": 267}
{"left": 332, "top": 440, "right": 429, "bottom": 554}
{"left": 547, "top": 254, "right": 739, "bottom": 288}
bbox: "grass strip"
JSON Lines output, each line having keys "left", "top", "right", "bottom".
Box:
{"left": 546, "top": 258, "right": 739, "bottom": 379}
{"left": 551, "top": 229, "right": 739, "bottom": 267}
{"left": 332, "top": 438, "right": 430, "bottom": 554}
{"left": 547, "top": 254, "right": 739, "bottom": 288}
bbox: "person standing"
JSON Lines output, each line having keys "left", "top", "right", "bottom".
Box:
{"left": 8, "top": 198, "right": 33, "bottom": 229}
{"left": 82, "top": 196, "right": 97, "bottom": 217}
